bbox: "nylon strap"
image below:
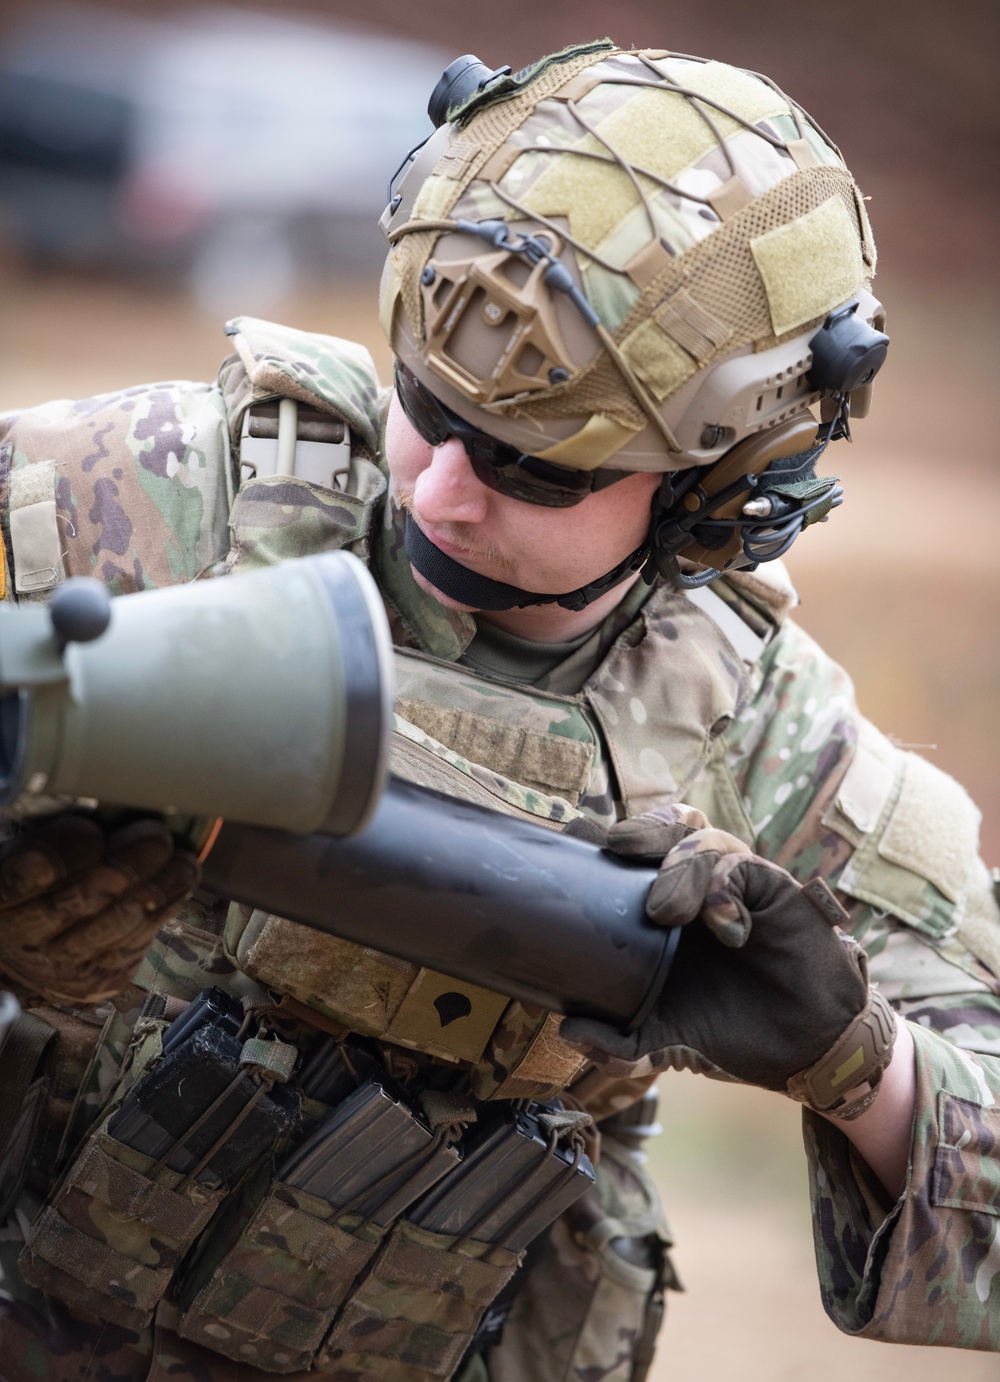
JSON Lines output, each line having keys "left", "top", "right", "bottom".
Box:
{"left": 0, "top": 1010, "right": 56, "bottom": 1144}
{"left": 201, "top": 1270, "right": 322, "bottom": 1334}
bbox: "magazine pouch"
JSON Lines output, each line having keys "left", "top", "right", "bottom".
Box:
{"left": 314, "top": 1103, "right": 598, "bottom": 1379}
{"left": 175, "top": 1077, "right": 460, "bottom": 1371}
{"left": 19, "top": 1015, "right": 299, "bottom": 1331}
{"left": 19, "top": 1114, "right": 226, "bottom": 1330}
{"left": 317, "top": 1219, "right": 521, "bottom": 1380}
{"left": 176, "top": 1172, "right": 387, "bottom": 1372}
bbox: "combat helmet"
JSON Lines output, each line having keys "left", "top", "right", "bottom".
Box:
{"left": 380, "top": 41, "right": 889, "bottom": 609}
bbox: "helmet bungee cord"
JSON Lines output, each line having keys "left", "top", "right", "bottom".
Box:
{"left": 381, "top": 43, "right": 890, "bottom": 609}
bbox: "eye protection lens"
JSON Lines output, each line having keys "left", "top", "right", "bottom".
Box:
{"left": 394, "top": 362, "right": 628, "bottom": 509}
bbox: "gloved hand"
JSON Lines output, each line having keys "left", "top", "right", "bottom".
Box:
{"left": 561, "top": 812, "right": 896, "bottom": 1120}
{"left": 0, "top": 813, "right": 200, "bottom": 1006}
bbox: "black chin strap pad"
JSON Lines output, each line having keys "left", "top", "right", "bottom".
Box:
{"left": 404, "top": 512, "right": 648, "bottom": 612}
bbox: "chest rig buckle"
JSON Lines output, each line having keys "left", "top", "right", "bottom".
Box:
{"left": 240, "top": 398, "right": 352, "bottom": 491}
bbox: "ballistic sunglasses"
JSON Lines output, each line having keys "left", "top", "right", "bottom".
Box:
{"left": 393, "top": 361, "right": 629, "bottom": 508}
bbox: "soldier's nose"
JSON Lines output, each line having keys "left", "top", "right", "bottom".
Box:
{"left": 413, "top": 437, "right": 490, "bottom": 525}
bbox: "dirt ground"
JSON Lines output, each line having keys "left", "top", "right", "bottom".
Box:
{"left": 1, "top": 262, "right": 998, "bottom": 1376}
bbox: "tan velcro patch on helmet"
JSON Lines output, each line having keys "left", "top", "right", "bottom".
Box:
{"left": 603, "top": 61, "right": 789, "bottom": 179}
{"left": 619, "top": 319, "right": 697, "bottom": 402}
{"left": 533, "top": 413, "right": 641, "bottom": 467}
{"left": 655, "top": 288, "right": 732, "bottom": 363}
{"left": 750, "top": 195, "right": 866, "bottom": 337}
{"left": 518, "top": 69, "right": 788, "bottom": 252}
{"left": 663, "top": 57, "right": 793, "bottom": 128}
{"left": 411, "top": 174, "right": 461, "bottom": 223}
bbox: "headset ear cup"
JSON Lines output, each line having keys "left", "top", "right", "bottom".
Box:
{"left": 845, "top": 304, "right": 886, "bottom": 421}
{"left": 674, "top": 417, "right": 820, "bottom": 570}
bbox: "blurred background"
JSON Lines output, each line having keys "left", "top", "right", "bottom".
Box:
{"left": 0, "top": 1, "right": 997, "bottom": 1375}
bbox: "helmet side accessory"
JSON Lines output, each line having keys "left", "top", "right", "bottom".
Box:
{"left": 426, "top": 55, "right": 513, "bottom": 130}
{"left": 645, "top": 294, "right": 889, "bottom": 588}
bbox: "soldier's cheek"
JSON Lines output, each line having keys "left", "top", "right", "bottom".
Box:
{"left": 384, "top": 394, "right": 434, "bottom": 496}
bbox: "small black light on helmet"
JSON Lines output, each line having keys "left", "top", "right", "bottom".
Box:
{"left": 427, "top": 55, "right": 512, "bottom": 128}
{"left": 808, "top": 299, "right": 890, "bottom": 394}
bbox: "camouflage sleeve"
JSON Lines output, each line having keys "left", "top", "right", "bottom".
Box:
{"left": 721, "top": 617, "right": 1000, "bottom": 1349}
{"left": 0, "top": 379, "right": 237, "bottom": 600}
{"left": 805, "top": 1009, "right": 1000, "bottom": 1348}
{"left": 0, "top": 318, "right": 388, "bottom": 606}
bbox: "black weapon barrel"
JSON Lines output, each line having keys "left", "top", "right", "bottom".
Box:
{"left": 201, "top": 777, "right": 673, "bottom": 1031}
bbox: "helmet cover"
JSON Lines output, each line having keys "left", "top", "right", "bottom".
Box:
{"left": 381, "top": 43, "right": 881, "bottom": 475}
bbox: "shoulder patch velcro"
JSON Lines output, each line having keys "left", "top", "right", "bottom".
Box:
{"left": 835, "top": 742, "right": 984, "bottom": 942}
{"left": 9, "top": 461, "right": 63, "bottom": 597}
{"left": 878, "top": 754, "right": 981, "bottom": 907}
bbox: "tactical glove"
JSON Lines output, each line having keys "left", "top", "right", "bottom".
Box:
{"left": 0, "top": 813, "right": 200, "bottom": 1006}
{"left": 562, "top": 815, "right": 896, "bottom": 1120}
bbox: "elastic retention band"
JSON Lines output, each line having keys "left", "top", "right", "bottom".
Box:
{"left": 404, "top": 512, "right": 647, "bottom": 612}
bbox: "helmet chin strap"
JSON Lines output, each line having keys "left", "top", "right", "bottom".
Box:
{"left": 404, "top": 513, "right": 648, "bottom": 613}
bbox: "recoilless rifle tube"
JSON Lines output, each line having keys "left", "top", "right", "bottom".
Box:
{"left": 200, "top": 777, "right": 674, "bottom": 1031}
{"left": 0, "top": 556, "right": 677, "bottom": 1031}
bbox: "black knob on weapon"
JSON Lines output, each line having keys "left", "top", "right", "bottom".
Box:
{"left": 49, "top": 578, "right": 111, "bottom": 652}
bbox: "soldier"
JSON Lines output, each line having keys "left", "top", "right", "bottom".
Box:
{"left": 0, "top": 41, "right": 997, "bottom": 1381}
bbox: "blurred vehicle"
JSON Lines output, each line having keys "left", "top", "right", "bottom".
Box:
{"left": 0, "top": 5, "right": 445, "bottom": 306}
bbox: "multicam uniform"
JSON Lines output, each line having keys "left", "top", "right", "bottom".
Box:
{"left": 0, "top": 317, "right": 998, "bottom": 1380}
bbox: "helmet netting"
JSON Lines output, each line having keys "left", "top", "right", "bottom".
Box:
{"left": 503, "top": 163, "right": 867, "bottom": 429}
